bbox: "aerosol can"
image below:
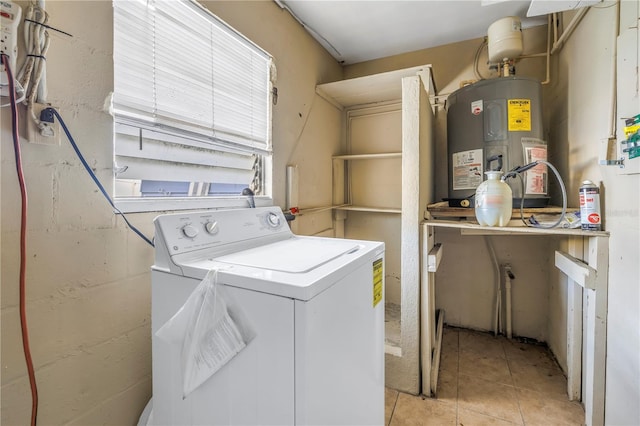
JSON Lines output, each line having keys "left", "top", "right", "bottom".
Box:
{"left": 579, "top": 180, "right": 601, "bottom": 231}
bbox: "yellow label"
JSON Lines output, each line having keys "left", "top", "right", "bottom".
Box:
{"left": 373, "top": 258, "right": 383, "bottom": 307}
{"left": 624, "top": 124, "right": 640, "bottom": 137}
{"left": 508, "top": 99, "right": 531, "bottom": 131}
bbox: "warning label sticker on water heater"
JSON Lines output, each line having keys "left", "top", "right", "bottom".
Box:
{"left": 522, "top": 138, "right": 548, "bottom": 195}
{"left": 373, "top": 259, "right": 383, "bottom": 308}
{"left": 452, "top": 149, "right": 483, "bottom": 190}
{"left": 508, "top": 99, "right": 531, "bottom": 131}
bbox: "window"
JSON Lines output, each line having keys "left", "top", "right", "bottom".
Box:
{"left": 113, "top": 0, "right": 273, "bottom": 212}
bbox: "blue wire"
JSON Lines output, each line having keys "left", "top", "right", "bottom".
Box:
{"left": 46, "top": 108, "right": 155, "bottom": 247}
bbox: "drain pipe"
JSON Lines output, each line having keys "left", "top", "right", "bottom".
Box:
{"left": 485, "top": 236, "right": 502, "bottom": 336}
{"left": 541, "top": 13, "right": 552, "bottom": 84}
{"left": 504, "top": 264, "right": 515, "bottom": 339}
{"left": 550, "top": 7, "right": 590, "bottom": 55}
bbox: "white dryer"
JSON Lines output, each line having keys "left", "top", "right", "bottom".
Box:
{"left": 151, "top": 206, "right": 385, "bottom": 425}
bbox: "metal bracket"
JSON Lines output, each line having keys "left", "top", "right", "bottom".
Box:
{"left": 599, "top": 157, "right": 625, "bottom": 168}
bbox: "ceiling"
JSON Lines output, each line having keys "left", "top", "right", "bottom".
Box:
{"left": 276, "top": 1, "right": 551, "bottom": 65}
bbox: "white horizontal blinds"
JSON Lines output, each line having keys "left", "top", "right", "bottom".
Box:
{"left": 113, "top": 0, "right": 271, "bottom": 150}
{"left": 114, "top": 123, "right": 256, "bottom": 183}
{"left": 211, "top": 16, "right": 270, "bottom": 149}
{"left": 153, "top": 1, "right": 215, "bottom": 137}
{"left": 113, "top": 0, "right": 272, "bottom": 198}
{"left": 113, "top": 0, "right": 155, "bottom": 122}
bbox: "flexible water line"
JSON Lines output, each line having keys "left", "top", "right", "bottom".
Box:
{"left": 505, "top": 159, "right": 567, "bottom": 229}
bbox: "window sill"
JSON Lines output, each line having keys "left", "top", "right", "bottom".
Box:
{"left": 114, "top": 196, "right": 273, "bottom": 213}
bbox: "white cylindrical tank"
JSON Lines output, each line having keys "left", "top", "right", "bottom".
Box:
{"left": 475, "top": 171, "right": 512, "bottom": 227}
{"left": 488, "top": 16, "right": 523, "bottom": 63}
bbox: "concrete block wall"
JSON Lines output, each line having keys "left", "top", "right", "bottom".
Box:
{"left": 1, "top": 2, "right": 155, "bottom": 424}
{"left": 1, "top": 1, "right": 342, "bottom": 424}
{"left": 3, "top": 1, "right": 637, "bottom": 424}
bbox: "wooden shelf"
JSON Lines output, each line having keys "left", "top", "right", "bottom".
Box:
{"left": 326, "top": 66, "right": 436, "bottom": 395}
{"left": 333, "top": 152, "right": 402, "bottom": 160}
{"left": 317, "top": 64, "right": 433, "bottom": 108}
{"left": 423, "top": 219, "right": 609, "bottom": 237}
{"left": 334, "top": 205, "right": 402, "bottom": 214}
{"left": 424, "top": 202, "right": 607, "bottom": 236}
{"left": 426, "top": 201, "right": 578, "bottom": 219}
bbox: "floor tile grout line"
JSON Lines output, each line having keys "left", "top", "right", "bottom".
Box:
{"left": 387, "top": 391, "right": 399, "bottom": 426}
{"left": 503, "top": 339, "right": 532, "bottom": 426}
{"left": 455, "top": 330, "right": 460, "bottom": 425}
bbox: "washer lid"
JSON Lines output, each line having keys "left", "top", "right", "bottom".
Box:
{"left": 214, "top": 236, "right": 360, "bottom": 273}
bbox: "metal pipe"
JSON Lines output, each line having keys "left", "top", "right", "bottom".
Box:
{"left": 485, "top": 236, "right": 501, "bottom": 336}
{"left": 541, "top": 13, "right": 552, "bottom": 84}
{"left": 608, "top": 0, "right": 620, "bottom": 138}
{"left": 553, "top": 13, "right": 558, "bottom": 47}
{"left": 504, "top": 265, "right": 514, "bottom": 339}
{"left": 551, "top": 7, "right": 590, "bottom": 55}
{"left": 285, "top": 165, "right": 298, "bottom": 210}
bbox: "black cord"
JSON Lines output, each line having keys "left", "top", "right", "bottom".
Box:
{"left": 23, "top": 18, "right": 73, "bottom": 37}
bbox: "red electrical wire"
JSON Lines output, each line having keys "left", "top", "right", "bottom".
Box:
{"left": 2, "top": 53, "right": 38, "bottom": 426}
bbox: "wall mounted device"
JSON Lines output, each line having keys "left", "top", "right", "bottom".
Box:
{"left": 0, "top": 0, "right": 22, "bottom": 97}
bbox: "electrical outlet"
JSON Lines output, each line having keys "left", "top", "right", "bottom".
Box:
{"left": 25, "top": 103, "right": 61, "bottom": 146}
{"left": 0, "top": 0, "right": 21, "bottom": 94}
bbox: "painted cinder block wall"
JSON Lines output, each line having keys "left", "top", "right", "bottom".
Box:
{"left": 2, "top": 2, "right": 638, "bottom": 426}
{"left": 0, "top": 1, "right": 342, "bottom": 424}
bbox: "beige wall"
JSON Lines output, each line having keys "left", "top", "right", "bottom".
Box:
{"left": 546, "top": 4, "right": 640, "bottom": 424}
{"left": 0, "top": 1, "right": 341, "bottom": 424}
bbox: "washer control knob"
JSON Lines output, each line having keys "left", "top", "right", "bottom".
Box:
{"left": 204, "top": 221, "right": 219, "bottom": 235}
{"left": 181, "top": 224, "right": 198, "bottom": 239}
{"left": 267, "top": 212, "right": 281, "bottom": 228}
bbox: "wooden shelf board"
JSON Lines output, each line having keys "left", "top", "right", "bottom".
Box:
{"left": 317, "top": 64, "right": 432, "bottom": 108}
{"left": 423, "top": 219, "right": 609, "bottom": 237}
{"left": 333, "top": 152, "right": 402, "bottom": 160}
{"left": 424, "top": 202, "right": 606, "bottom": 236}
{"left": 427, "top": 201, "right": 578, "bottom": 218}
{"left": 334, "top": 205, "right": 402, "bottom": 214}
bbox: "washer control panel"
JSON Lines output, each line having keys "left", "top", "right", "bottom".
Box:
{"left": 154, "top": 207, "right": 291, "bottom": 258}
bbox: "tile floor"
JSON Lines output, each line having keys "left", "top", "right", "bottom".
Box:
{"left": 385, "top": 327, "right": 585, "bottom": 425}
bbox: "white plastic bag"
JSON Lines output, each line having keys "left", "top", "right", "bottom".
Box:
{"left": 155, "top": 269, "right": 253, "bottom": 398}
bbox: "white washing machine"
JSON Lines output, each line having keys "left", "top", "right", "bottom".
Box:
{"left": 151, "top": 206, "right": 385, "bottom": 425}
